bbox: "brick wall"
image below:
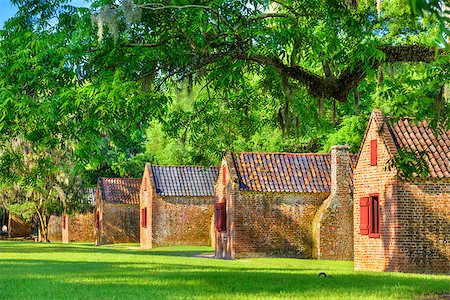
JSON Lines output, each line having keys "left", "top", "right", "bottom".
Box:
{"left": 48, "top": 215, "right": 61, "bottom": 242}
{"left": 233, "top": 191, "right": 328, "bottom": 258}
{"left": 215, "top": 155, "right": 330, "bottom": 258}
{"left": 354, "top": 111, "right": 450, "bottom": 274}
{"left": 140, "top": 167, "right": 214, "bottom": 248}
{"left": 354, "top": 112, "right": 401, "bottom": 272}
{"left": 140, "top": 168, "right": 152, "bottom": 249}
{"left": 215, "top": 155, "right": 236, "bottom": 258}
{"left": 313, "top": 145, "right": 354, "bottom": 260}
{"left": 393, "top": 181, "right": 450, "bottom": 273}
{"left": 151, "top": 196, "right": 213, "bottom": 247}
{"left": 96, "top": 204, "right": 139, "bottom": 245}
{"left": 62, "top": 212, "right": 95, "bottom": 243}
{"left": 8, "top": 214, "right": 32, "bottom": 238}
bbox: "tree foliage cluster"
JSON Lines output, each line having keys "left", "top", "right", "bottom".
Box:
{"left": 0, "top": 0, "right": 449, "bottom": 237}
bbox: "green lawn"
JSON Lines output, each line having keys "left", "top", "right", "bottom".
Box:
{"left": 0, "top": 242, "right": 448, "bottom": 299}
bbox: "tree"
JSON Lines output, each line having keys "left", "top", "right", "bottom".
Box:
{"left": 0, "top": 0, "right": 169, "bottom": 239}
{"left": 0, "top": 138, "right": 90, "bottom": 242}
{"left": 92, "top": 0, "right": 448, "bottom": 103}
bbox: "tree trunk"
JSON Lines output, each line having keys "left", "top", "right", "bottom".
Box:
{"left": 319, "top": 97, "right": 324, "bottom": 119}
{"left": 445, "top": 5, "right": 449, "bottom": 102}
{"left": 278, "top": 108, "right": 284, "bottom": 134}
{"left": 188, "top": 73, "right": 193, "bottom": 96}
{"left": 353, "top": 86, "right": 360, "bottom": 115}
{"left": 284, "top": 98, "right": 290, "bottom": 134}
{"left": 332, "top": 99, "right": 337, "bottom": 127}
{"left": 435, "top": 85, "right": 444, "bottom": 116}
{"left": 281, "top": 75, "right": 292, "bottom": 135}
{"left": 7, "top": 213, "right": 11, "bottom": 238}
{"left": 36, "top": 209, "right": 49, "bottom": 242}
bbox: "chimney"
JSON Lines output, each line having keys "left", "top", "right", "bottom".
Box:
{"left": 330, "top": 145, "right": 351, "bottom": 195}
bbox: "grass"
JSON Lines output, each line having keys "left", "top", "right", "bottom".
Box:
{"left": 0, "top": 242, "right": 448, "bottom": 300}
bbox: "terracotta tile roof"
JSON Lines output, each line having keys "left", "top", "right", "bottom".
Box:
{"left": 150, "top": 165, "right": 218, "bottom": 197}
{"left": 387, "top": 118, "right": 450, "bottom": 178}
{"left": 232, "top": 152, "right": 356, "bottom": 193}
{"left": 97, "top": 178, "right": 141, "bottom": 205}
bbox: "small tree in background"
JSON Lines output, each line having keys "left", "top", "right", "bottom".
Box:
{"left": 0, "top": 138, "right": 91, "bottom": 242}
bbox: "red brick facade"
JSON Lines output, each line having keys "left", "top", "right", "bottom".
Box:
{"left": 62, "top": 212, "right": 96, "bottom": 243}
{"left": 48, "top": 215, "right": 62, "bottom": 242}
{"left": 95, "top": 204, "right": 139, "bottom": 245}
{"left": 140, "top": 164, "right": 217, "bottom": 249}
{"left": 215, "top": 151, "right": 354, "bottom": 259}
{"left": 354, "top": 110, "right": 450, "bottom": 274}
{"left": 95, "top": 178, "right": 141, "bottom": 245}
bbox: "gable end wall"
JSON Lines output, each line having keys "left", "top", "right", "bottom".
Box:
{"left": 354, "top": 112, "right": 450, "bottom": 274}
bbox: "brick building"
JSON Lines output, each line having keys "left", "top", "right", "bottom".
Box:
{"left": 48, "top": 215, "right": 62, "bottom": 242}
{"left": 354, "top": 109, "right": 450, "bottom": 274}
{"left": 140, "top": 164, "right": 218, "bottom": 249}
{"left": 0, "top": 208, "right": 31, "bottom": 238}
{"left": 95, "top": 178, "right": 141, "bottom": 245}
{"left": 61, "top": 212, "right": 96, "bottom": 243}
{"left": 215, "top": 149, "right": 355, "bottom": 259}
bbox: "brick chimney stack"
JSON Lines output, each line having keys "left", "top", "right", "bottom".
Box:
{"left": 330, "top": 145, "right": 351, "bottom": 195}
{"left": 312, "top": 144, "right": 354, "bottom": 260}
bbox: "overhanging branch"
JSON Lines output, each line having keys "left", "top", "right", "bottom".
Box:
{"left": 207, "top": 44, "right": 446, "bottom": 102}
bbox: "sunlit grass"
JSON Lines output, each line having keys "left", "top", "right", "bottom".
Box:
{"left": 0, "top": 241, "right": 448, "bottom": 299}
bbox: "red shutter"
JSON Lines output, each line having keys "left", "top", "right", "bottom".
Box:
{"left": 360, "top": 197, "right": 369, "bottom": 234}
{"left": 141, "top": 207, "right": 147, "bottom": 228}
{"left": 215, "top": 200, "right": 227, "bottom": 232}
{"left": 369, "top": 195, "right": 380, "bottom": 237}
{"left": 220, "top": 201, "right": 226, "bottom": 231}
{"left": 62, "top": 214, "right": 67, "bottom": 230}
{"left": 222, "top": 166, "right": 227, "bottom": 185}
{"left": 370, "top": 139, "right": 377, "bottom": 165}
{"left": 215, "top": 202, "right": 222, "bottom": 231}
{"left": 95, "top": 211, "right": 100, "bottom": 229}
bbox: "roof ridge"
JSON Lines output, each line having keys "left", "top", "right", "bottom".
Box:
{"left": 232, "top": 151, "right": 331, "bottom": 156}
{"left": 150, "top": 164, "right": 218, "bottom": 169}
{"left": 99, "top": 177, "right": 141, "bottom": 180}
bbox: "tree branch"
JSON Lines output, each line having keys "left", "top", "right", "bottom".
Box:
{"left": 246, "top": 13, "right": 295, "bottom": 22}
{"left": 123, "top": 35, "right": 183, "bottom": 48}
{"left": 201, "top": 44, "right": 445, "bottom": 102}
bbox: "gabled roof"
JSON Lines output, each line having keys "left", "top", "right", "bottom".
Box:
{"left": 388, "top": 118, "right": 450, "bottom": 178}
{"left": 149, "top": 165, "right": 218, "bottom": 197}
{"left": 97, "top": 178, "right": 141, "bottom": 205}
{"left": 358, "top": 109, "right": 450, "bottom": 179}
{"left": 232, "top": 152, "right": 356, "bottom": 193}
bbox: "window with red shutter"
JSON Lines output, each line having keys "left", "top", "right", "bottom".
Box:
{"left": 141, "top": 207, "right": 147, "bottom": 228}
{"left": 62, "top": 214, "right": 67, "bottom": 230}
{"left": 144, "top": 178, "right": 147, "bottom": 191}
{"left": 215, "top": 200, "right": 227, "bottom": 232}
{"left": 360, "top": 197, "right": 369, "bottom": 235}
{"left": 222, "top": 166, "right": 227, "bottom": 185}
{"left": 370, "top": 139, "right": 377, "bottom": 165}
{"left": 369, "top": 194, "right": 380, "bottom": 238}
{"left": 95, "top": 210, "right": 100, "bottom": 229}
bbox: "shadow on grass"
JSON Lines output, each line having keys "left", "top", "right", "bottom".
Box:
{"left": 0, "top": 241, "right": 448, "bottom": 299}
{"left": 0, "top": 241, "right": 212, "bottom": 257}
{"left": 0, "top": 258, "right": 448, "bottom": 299}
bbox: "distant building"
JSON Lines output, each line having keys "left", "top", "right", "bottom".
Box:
{"left": 215, "top": 149, "right": 355, "bottom": 259}
{"left": 95, "top": 178, "right": 141, "bottom": 245}
{"left": 140, "top": 164, "right": 218, "bottom": 249}
{"left": 354, "top": 109, "right": 450, "bottom": 274}
{"left": 47, "top": 188, "right": 96, "bottom": 243}
{"left": 0, "top": 207, "right": 31, "bottom": 238}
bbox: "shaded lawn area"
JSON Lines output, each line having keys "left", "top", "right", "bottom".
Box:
{"left": 0, "top": 242, "right": 448, "bottom": 299}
